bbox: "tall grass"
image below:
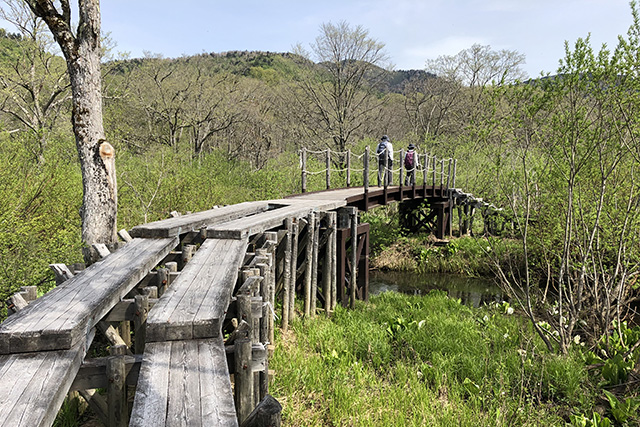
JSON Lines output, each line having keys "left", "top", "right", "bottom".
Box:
{"left": 271, "top": 291, "right": 595, "bottom": 426}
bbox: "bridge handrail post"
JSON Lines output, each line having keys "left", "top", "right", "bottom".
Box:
{"left": 446, "top": 158, "right": 452, "bottom": 190}
{"left": 452, "top": 159, "right": 457, "bottom": 189}
{"left": 364, "top": 146, "right": 369, "bottom": 192}
{"left": 399, "top": 148, "right": 404, "bottom": 194}
{"left": 432, "top": 155, "right": 437, "bottom": 188}
{"left": 423, "top": 153, "right": 428, "bottom": 189}
{"left": 440, "top": 158, "right": 445, "bottom": 189}
{"left": 326, "top": 149, "right": 331, "bottom": 190}
{"left": 301, "top": 148, "right": 307, "bottom": 193}
{"left": 346, "top": 149, "right": 351, "bottom": 188}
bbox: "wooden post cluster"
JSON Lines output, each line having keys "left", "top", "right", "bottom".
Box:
{"left": 279, "top": 211, "right": 338, "bottom": 329}
{"left": 233, "top": 232, "right": 277, "bottom": 424}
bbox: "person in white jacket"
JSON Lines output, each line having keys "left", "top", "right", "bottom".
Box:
{"left": 376, "top": 135, "right": 394, "bottom": 186}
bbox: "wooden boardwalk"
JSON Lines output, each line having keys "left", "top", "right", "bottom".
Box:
{"left": 0, "top": 181, "right": 490, "bottom": 427}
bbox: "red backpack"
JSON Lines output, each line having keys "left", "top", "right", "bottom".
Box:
{"left": 404, "top": 150, "right": 415, "bottom": 169}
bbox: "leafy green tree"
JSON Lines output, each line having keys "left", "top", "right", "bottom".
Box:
{"left": 487, "top": 3, "right": 640, "bottom": 353}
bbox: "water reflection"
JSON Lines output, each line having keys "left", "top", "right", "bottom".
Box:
{"left": 369, "top": 270, "right": 506, "bottom": 308}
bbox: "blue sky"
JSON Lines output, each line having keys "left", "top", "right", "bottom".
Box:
{"left": 6, "top": 1, "right": 636, "bottom": 78}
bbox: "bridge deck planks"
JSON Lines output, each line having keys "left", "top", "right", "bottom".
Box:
{"left": 129, "top": 337, "right": 237, "bottom": 427}
{"left": 206, "top": 200, "right": 349, "bottom": 240}
{"left": 0, "top": 344, "right": 85, "bottom": 427}
{"left": 0, "top": 237, "right": 178, "bottom": 354}
{"left": 146, "top": 237, "right": 248, "bottom": 342}
{"left": 129, "top": 201, "right": 271, "bottom": 238}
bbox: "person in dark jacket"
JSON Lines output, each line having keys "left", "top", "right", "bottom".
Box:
{"left": 404, "top": 143, "right": 418, "bottom": 185}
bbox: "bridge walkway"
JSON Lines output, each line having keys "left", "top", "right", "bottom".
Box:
{"left": 0, "top": 182, "right": 488, "bottom": 427}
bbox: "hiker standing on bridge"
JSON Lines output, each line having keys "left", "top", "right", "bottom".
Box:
{"left": 377, "top": 135, "right": 393, "bottom": 186}
{"left": 404, "top": 143, "right": 418, "bottom": 185}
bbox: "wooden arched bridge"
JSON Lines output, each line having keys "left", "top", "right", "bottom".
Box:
{"left": 0, "top": 149, "right": 498, "bottom": 427}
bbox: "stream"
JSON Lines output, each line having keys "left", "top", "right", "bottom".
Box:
{"left": 369, "top": 270, "right": 506, "bottom": 308}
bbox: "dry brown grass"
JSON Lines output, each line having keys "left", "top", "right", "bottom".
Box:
{"left": 370, "top": 241, "right": 417, "bottom": 271}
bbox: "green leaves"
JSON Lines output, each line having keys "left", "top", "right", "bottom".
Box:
{"left": 603, "top": 390, "right": 640, "bottom": 425}
{"left": 601, "top": 353, "right": 633, "bottom": 386}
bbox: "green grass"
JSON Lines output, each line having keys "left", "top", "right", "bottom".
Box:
{"left": 271, "top": 291, "right": 595, "bottom": 426}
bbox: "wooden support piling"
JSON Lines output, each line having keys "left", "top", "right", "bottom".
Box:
{"left": 181, "top": 244, "right": 196, "bottom": 269}
{"left": 349, "top": 208, "right": 358, "bottom": 309}
{"left": 304, "top": 213, "right": 315, "bottom": 318}
{"left": 165, "top": 261, "right": 178, "bottom": 286}
{"left": 329, "top": 211, "right": 338, "bottom": 312}
{"left": 264, "top": 231, "right": 278, "bottom": 346}
{"left": 289, "top": 219, "right": 299, "bottom": 323}
{"left": 107, "top": 345, "right": 127, "bottom": 427}
{"left": 156, "top": 267, "right": 169, "bottom": 296}
{"left": 235, "top": 337, "right": 253, "bottom": 425}
{"left": 133, "top": 294, "right": 149, "bottom": 354}
{"left": 282, "top": 219, "right": 292, "bottom": 331}
{"left": 240, "top": 395, "right": 282, "bottom": 427}
{"left": 119, "top": 320, "right": 131, "bottom": 348}
{"left": 310, "top": 214, "right": 320, "bottom": 317}
{"left": 322, "top": 212, "right": 333, "bottom": 315}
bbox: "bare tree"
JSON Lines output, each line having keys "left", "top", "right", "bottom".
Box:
{"left": 291, "top": 21, "right": 391, "bottom": 154}
{"left": 403, "top": 75, "right": 463, "bottom": 140}
{"left": 23, "top": 0, "right": 117, "bottom": 258}
{"left": 427, "top": 43, "right": 527, "bottom": 89}
{"left": 0, "top": 0, "right": 70, "bottom": 163}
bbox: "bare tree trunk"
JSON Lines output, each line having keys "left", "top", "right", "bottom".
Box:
{"left": 26, "top": 0, "right": 117, "bottom": 256}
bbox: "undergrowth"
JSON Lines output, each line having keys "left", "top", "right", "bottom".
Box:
{"left": 271, "top": 291, "right": 595, "bottom": 426}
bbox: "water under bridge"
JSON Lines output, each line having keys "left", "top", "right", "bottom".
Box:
{"left": 0, "top": 151, "right": 498, "bottom": 427}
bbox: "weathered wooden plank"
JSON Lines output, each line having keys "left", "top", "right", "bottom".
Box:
{"left": 206, "top": 204, "right": 317, "bottom": 240}
{"left": 146, "top": 237, "right": 247, "bottom": 342}
{"left": 0, "top": 237, "right": 178, "bottom": 354}
{"left": 0, "top": 344, "right": 85, "bottom": 427}
{"left": 146, "top": 239, "right": 227, "bottom": 342}
{"left": 129, "top": 201, "right": 271, "bottom": 238}
{"left": 130, "top": 338, "right": 237, "bottom": 427}
{"left": 198, "top": 338, "right": 238, "bottom": 426}
{"left": 129, "top": 341, "right": 171, "bottom": 427}
{"left": 166, "top": 340, "right": 202, "bottom": 426}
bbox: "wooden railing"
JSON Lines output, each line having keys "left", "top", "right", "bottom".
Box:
{"left": 299, "top": 147, "right": 457, "bottom": 193}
